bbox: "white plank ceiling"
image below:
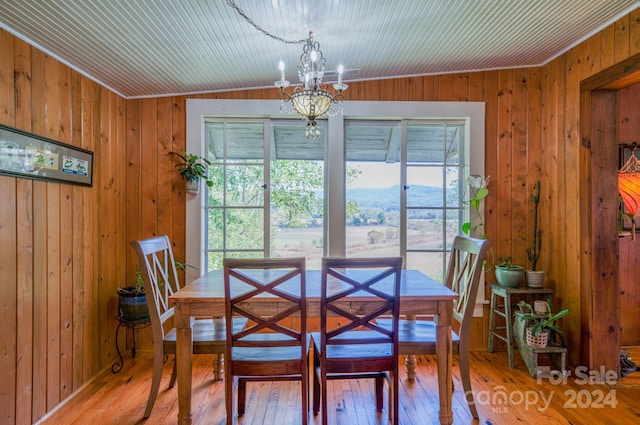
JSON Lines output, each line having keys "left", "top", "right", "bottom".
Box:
{"left": 0, "top": 0, "right": 637, "bottom": 99}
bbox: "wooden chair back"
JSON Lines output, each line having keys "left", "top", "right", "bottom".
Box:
{"left": 446, "top": 235, "right": 492, "bottom": 348}
{"left": 320, "top": 256, "right": 403, "bottom": 365}
{"left": 224, "top": 257, "right": 306, "bottom": 353}
{"left": 130, "top": 235, "right": 181, "bottom": 344}
{"left": 223, "top": 257, "right": 308, "bottom": 424}
{"left": 315, "top": 256, "right": 403, "bottom": 424}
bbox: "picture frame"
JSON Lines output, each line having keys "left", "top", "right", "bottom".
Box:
{"left": 0, "top": 123, "right": 94, "bottom": 186}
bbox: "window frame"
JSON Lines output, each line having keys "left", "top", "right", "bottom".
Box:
{"left": 185, "top": 99, "right": 485, "bottom": 284}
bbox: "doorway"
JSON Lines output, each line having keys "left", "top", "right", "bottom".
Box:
{"left": 579, "top": 53, "right": 640, "bottom": 374}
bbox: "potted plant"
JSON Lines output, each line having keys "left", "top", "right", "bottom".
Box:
{"left": 526, "top": 180, "right": 545, "bottom": 288}
{"left": 462, "top": 174, "right": 495, "bottom": 270}
{"left": 517, "top": 301, "right": 570, "bottom": 348}
{"left": 517, "top": 300, "right": 532, "bottom": 314}
{"left": 116, "top": 271, "right": 150, "bottom": 321}
{"left": 116, "top": 260, "right": 195, "bottom": 321}
{"left": 171, "top": 150, "right": 214, "bottom": 194}
{"left": 494, "top": 257, "right": 524, "bottom": 288}
{"left": 462, "top": 175, "right": 490, "bottom": 239}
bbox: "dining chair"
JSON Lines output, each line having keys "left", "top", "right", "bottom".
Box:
{"left": 312, "top": 256, "right": 403, "bottom": 425}
{"left": 130, "top": 235, "right": 246, "bottom": 418}
{"left": 223, "top": 257, "right": 309, "bottom": 425}
{"left": 379, "top": 235, "right": 491, "bottom": 418}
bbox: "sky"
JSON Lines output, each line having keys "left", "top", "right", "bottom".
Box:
{"left": 347, "top": 162, "right": 448, "bottom": 189}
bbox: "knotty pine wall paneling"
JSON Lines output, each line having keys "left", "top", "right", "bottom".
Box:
{"left": 0, "top": 30, "right": 128, "bottom": 425}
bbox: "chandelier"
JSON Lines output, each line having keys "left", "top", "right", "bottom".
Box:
{"left": 226, "top": 0, "right": 348, "bottom": 139}
{"left": 275, "top": 33, "right": 348, "bottom": 138}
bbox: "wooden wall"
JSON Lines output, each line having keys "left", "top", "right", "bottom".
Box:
{"left": 0, "top": 31, "right": 127, "bottom": 424}
{"left": 0, "top": 8, "right": 638, "bottom": 425}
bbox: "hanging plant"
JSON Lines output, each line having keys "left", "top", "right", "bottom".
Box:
{"left": 171, "top": 150, "right": 214, "bottom": 188}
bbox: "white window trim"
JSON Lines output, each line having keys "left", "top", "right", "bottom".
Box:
{"left": 185, "top": 99, "right": 485, "bottom": 293}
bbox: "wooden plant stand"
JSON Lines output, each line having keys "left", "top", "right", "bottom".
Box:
{"left": 514, "top": 311, "right": 567, "bottom": 377}
{"left": 488, "top": 284, "right": 554, "bottom": 368}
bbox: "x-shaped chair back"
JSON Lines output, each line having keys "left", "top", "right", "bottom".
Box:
{"left": 320, "top": 256, "right": 402, "bottom": 357}
{"left": 224, "top": 257, "right": 306, "bottom": 351}
{"left": 131, "top": 235, "right": 181, "bottom": 338}
{"left": 445, "top": 236, "right": 491, "bottom": 340}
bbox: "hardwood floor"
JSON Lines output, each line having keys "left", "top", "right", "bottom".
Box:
{"left": 38, "top": 350, "right": 640, "bottom": 425}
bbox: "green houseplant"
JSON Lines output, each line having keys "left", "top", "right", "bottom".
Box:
{"left": 525, "top": 181, "right": 545, "bottom": 288}
{"left": 116, "top": 271, "right": 150, "bottom": 321}
{"left": 494, "top": 257, "right": 524, "bottom": 288}
{"left": 172, "top": 150, "right": 214, "bottom": 194}
{"left": 462, "top": 175, "right": 490, "bottom": 239}
{"left": 517, "top": 301, "right": 570, "bottom": 348}
{"left": 116, "top": 261, "right": 194, "bottom": 321}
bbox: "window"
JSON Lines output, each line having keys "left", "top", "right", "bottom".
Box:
{"left": 185, "top": 100, "right": 485, "bottom": 285}
{"left": 203, "top": 119, "right": 326, "bottom": 271}
{"left": 344, "top": 120, "right": 467, "bottom": 282}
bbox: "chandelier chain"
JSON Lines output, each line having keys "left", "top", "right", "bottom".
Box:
{"left": 225, "top": 0, "right": 307, "bottom": 44}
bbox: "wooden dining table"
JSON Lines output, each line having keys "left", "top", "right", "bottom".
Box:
{"left": 169, "top": 269, "right": 458, "bottom": 425}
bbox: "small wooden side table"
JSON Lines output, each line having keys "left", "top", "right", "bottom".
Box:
{"left": 488, "top": 284, "right": 553, "bottom": 368}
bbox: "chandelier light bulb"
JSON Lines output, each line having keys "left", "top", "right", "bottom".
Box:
{"left": 337, "top": 64, "right": 344, "bottom": 85}
{"left": 278, "top": 60, "right": 285, "bottom": 82}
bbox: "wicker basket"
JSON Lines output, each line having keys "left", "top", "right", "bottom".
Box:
{"left": 525, "top": 327, "right": 549, "bottom": 348}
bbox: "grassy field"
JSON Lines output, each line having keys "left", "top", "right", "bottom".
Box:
{"left": 272, "top": 224, "right": 449, "bottom": 279}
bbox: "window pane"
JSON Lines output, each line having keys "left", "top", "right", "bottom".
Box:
{"left": 406, "top": 251, "right": 446, "bottom": 283}
{"left": 208, "top": 165, "right": 224, "bottom": 206}
{"left": 407, "top": 122, "right": 464, "bottom": 165}
{"left": 345, "top": 122, "right": 401, "bottom": 162}
{"left": 206, "top": 121, "right": 265, "bottom": 161}
{"left": 407, "top": 124, "right": 445, "bottom": 164}
{"left": 445, "top": 123, "right": 463, "bottom": 164}
{"left": 445, "top": 209, "right": 460, "bottom": 248}
{"left": 407, "top": 167, "right": 444, "bottom": 208}
{"left": 272, "top": 122, "right": 325, "bottom": 160}
{"left": 270, "top": 159, "right": 324, "bottom": 265}
{"left": 207, "top": 208, "right": 223, "bottom": 249}
{"left": 225, "top": 165, "right": 264, "bottom": 207}
{"left": 445, "top": 166, "right": 460, "bottom": 207}
{"left": 207, "top": 252, "right": 223, "bottom": 272}
{"left": 345, "top": 157, "right": 400, "bottom": 258}
{"left": 407, "top": 208, "right": 444, "bottom": 250}
{"left": 205, "top": 122, "right": 224, "bottom": 163}
{"left": 225, "top": 208, "right": 263, "bottom": 250}
{"left": 346, "top": 224, "right": 400, "bottom": 257}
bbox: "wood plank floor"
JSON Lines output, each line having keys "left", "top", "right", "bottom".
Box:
{"left": 38, "top": 350, "right": 640, "bottom": 425}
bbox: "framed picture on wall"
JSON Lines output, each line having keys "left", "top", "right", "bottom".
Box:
{"left": 0, "top": 123, "right": 93, "bottom": 186}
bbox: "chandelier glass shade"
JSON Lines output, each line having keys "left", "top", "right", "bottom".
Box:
{"left": 275, "top": 34, "right": 348, "bottom": 138}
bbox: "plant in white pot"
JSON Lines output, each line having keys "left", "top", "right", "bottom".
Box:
{"left": 171, "top": 150, "right": 214, "bottom": 194}
{"left": 526, "top": 180, "right": 545, "bottom": 288}
{"left": 517, "top": 301, "right": 570, "bottom": 349}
